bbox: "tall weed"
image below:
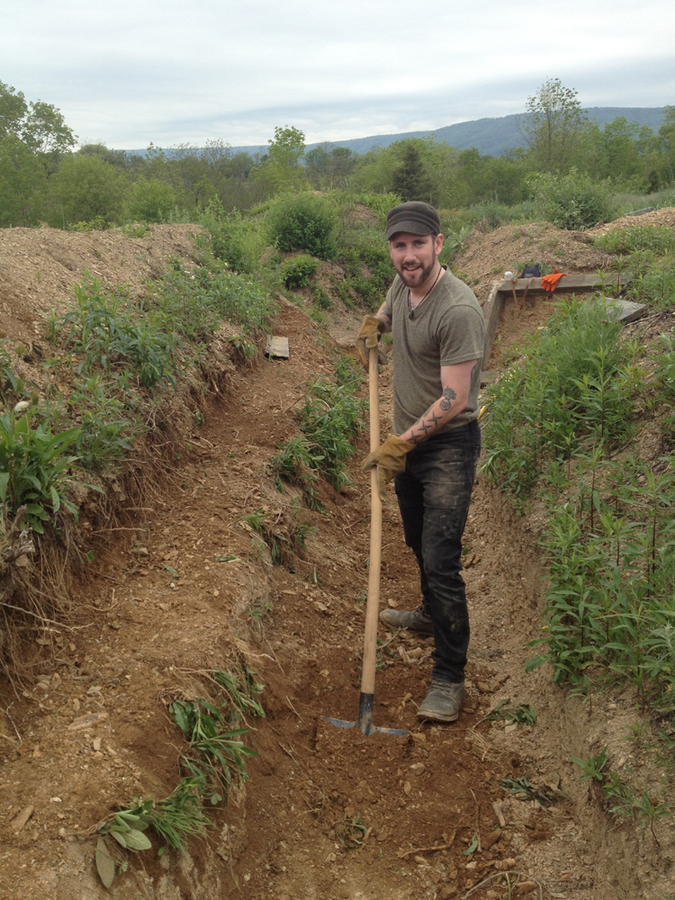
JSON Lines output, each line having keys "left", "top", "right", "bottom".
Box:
{"left": 482, "top": 297, "right": 633, "bottom": 504}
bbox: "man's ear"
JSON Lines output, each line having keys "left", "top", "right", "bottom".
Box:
{"left": 434, "top": 233, "right": 444, "bottom": 255}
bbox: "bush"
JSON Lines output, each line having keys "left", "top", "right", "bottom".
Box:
{"left": 280, "top": 255, "right": 319, "bottom": 289}
{"left": 127, "top": 177, "right": 177, "bottom": 224}
{"left": 529, "top": 169, "right": 615, "bottom": 230}
{"left": 267, "top": 193, "right": 336, "bottom": 259}
{"left": 198, "top": 205, "right": 253, "bottom": 273}
{"left": 482, "top": 297, "right": 633, "bottom": 502}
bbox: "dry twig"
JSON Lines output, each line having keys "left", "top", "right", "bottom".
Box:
{"left": 397, "top": 828, "right": 457, "bottom": 858}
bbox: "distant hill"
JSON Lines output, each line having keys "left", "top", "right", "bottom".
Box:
{"left": 123, "top": 107, "right": 666, "bottom": 159}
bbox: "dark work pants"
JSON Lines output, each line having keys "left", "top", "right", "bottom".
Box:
{"left": 394, "top": 421, "right": 481, "bottom": 684}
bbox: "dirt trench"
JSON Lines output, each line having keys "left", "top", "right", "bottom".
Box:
{"left": 2, "top": 221, "right": 675, "bottom": 899}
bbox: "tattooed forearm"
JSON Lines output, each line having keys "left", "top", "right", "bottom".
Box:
{"left": 439, "top": 386, "right": 457, "bottom": 411}
{"left": 408, "top": 405, "right": 441, "bottom": 442}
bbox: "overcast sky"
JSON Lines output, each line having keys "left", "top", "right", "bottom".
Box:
{"left": 3, "top": 0, "right": 674, "bottom": 151}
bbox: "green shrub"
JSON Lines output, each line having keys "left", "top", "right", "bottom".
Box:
{"left": 267, "top": 193, "right": 336, "bottom": 259}
{"left": 54, "top": 277, "right": 178, "bottom": 389}
{"left": 529, "top": 169, "right": 615, "bottom": 230}
{"left": 198, "top": 205, "right": 252, "bottom": 273}
{"left": 68, "top": 375, "right": 142, "bottom": 471}
{"left": 127, "top": 177, "right": 177, "bottom": 224}
{"left": 0, "top": 405, "right": 84, "bottom": 532}
{"left": 280, "top": 255, "right": 319, "bottom": 289}
{"left": 311, "top": 285, "right": 332, "bottom": 309}
{"left": 594, "top": 225, "right": 675, "bottom": 256}
{"left": 482, "top": 297, "right": 633, "bottom": 502}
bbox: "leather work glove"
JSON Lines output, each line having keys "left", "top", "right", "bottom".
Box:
{"left": 362, "top": 434, "right": 415, "bottom": 503}
{"left": 540, "top": 269, "right": 568, "bottom": 292}
{"left": 356, "top": 315, "right": 384, "bottom": 368}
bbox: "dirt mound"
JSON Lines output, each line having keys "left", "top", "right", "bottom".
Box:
{"left": 0, "top": 224, "right": 199, "bottom": 344}
{"left": 591, "top": 206, "right": 675, "bottom": 235}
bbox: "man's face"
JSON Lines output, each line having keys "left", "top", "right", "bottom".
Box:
{"left": 388, "top": 232, "right": 444, "bottom": 290}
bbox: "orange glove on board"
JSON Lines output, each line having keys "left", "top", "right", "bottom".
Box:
{"left": 540, "top": 269, "right": 568, "bottom": 292}
{"left": 362, "top": 434, "right": 414, "bottom": 503}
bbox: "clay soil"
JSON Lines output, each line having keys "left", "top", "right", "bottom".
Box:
{"left": 1, "top": 218, "right": 674, "bottom": 900}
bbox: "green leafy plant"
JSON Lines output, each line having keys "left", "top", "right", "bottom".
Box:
{"left": 311, "top": 285, "right": 332, "bottom": 309}
{"left": 169, "top": 696, "right": 256, "bottom": 799}
{"left": 68, "top": 375, "right": 142, "bottom": 471}
{"left": 571, "top": 747, "right": 610, "bottom": 781}
{"left": 270, "top": 436, "right": 323, "bottom": 510}
{"left": 197, "top": 204, "right": 255, "bottom": 273}
{"left": 295, "top": 372, "right": 365, "bottom": 491}
{"left": 482, "top": 296, "right": 632, "bottom": 507}
{"left": 529, "top": 168, "right": 615, "bottom": 230}
{"left": 0, "top": 405, "right": 86, "bottom": 532}
{"left": 267, "top": 193, "right": 336, "bottom": 259}
{"left": 499, "top": 775, "right": 563, "bottom": 806}
{"left": 281, "top": 255, "right": 319, "bottom": 289}
{"left": 484, "top": 698, "right": 537, "bottom": 725}
{"left": 247, "top": 506, "right": 315, "bottom": 565}
{"left": 120, "top": 223, "right": 148, "bottom": 238}
{"left": 338, "top": 811, "right": 368, "bottom": 849}
{"left": 54, "top": 276, "right": 178, "bottom": 388}
{"left": 0, "top": 341, "right": 23, "bottom": 400}
{"left": 593, "top": 225, "right": 675, "bottom": 256}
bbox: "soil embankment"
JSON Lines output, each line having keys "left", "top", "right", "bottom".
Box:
{"left": 1, "top": 221, "right": 674, "bottom": 899}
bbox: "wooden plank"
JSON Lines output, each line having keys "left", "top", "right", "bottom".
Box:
{"left": 480, "top": 370, "right": 498, "bottom": 386}
{"left": 481, "top": 281, "right": 505, "bottom": 365}
{"left": 594, "top": 297, "right": 647, "bottom": 324}
{"left": 265, "top": 336, "right": 290, "bottom": 359}
{"left": 494, "top": 274, "right": 617, "bottom": 295}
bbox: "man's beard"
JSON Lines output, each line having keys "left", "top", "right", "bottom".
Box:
{"left": 396, "top": 257, "right": 437, "bottom": 289}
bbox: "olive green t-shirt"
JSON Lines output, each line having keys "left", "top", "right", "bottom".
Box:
{"left": 382, "top": 268, "right": 484, "bottom": 435}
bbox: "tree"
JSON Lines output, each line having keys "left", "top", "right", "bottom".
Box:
{"left": 0, "top": 80, "right": 75, "bottom": 157}
{"left": 49, "top": 154, "right": 127, "bottom": 226}
{"left": 587, "top": 117, "right": 650, "bottom": 188}
{"left": 521, "top": 79, "right": 590, "bottom": 173}
{"left": 0, "top": 82, "right": 28, "bottom": 140}
{"left": 252, "top": 126, "right": 306, "bottom": 193}
{"left": 657, "top": 106, "right": 675, "bottom": 186}
{"left": 127, "top": 176, "right": 177, "bottom": 223}
{"left": 0, "top": 134, "right": 47, "bottom": 226}
{"left": 393, "top": 142, "right": 433, "bottom": 202}
{"left": 306, "top": 144, "right": 356, "bottom": 189}
{"left": 351, "top": 138, "right": 461, "bottom": 208}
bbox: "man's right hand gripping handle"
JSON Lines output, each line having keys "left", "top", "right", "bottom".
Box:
{"left": 356, "top": 316, "right": 384, "bottom": 369}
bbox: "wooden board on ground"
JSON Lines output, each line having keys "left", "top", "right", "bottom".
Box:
{"left": 595, "top": 297, "right": 647, "bottom": 324}
{"left": 494, "top": 274, "right": 611, "bottom": 295}
{"left": 265, "top": 336, "right": 290, "bottom": 359}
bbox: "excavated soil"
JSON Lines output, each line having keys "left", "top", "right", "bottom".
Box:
{"left": 1, "top": 220, "right": 674, "bottom": 900}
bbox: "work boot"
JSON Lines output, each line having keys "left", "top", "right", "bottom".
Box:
{"left": 417, "top": 679, "right": 465, "bottom": 723}
{"left": 379, "top": 606, "right": 433, "bottom": 635}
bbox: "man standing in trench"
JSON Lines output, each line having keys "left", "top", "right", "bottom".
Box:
{"left": 357, "top": 201, "right": 484, "bottom": 723}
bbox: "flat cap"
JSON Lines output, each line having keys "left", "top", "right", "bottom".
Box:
{"left": 386, "top": 201, "right": 441, "bottom": 240}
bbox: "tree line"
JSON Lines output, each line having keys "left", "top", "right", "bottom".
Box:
{"left": 1, "top": 78, "right": 674, "bottom": 230}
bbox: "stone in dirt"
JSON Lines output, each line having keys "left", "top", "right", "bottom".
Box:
{"left": 10, "top": 805, "right": 34, "bottom": 832}
{"left": 67, "top": 712, "right": 108, "bottom": 731}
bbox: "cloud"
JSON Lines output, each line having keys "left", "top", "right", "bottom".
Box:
{"left": 3, "top": 0, "right": 674, "bottom": 147}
